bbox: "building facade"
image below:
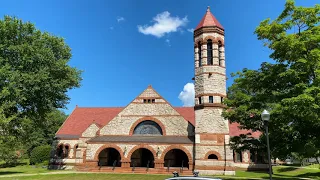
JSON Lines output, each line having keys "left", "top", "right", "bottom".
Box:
{"left": 51, "top": 7, "right": 265, "bottom": 175}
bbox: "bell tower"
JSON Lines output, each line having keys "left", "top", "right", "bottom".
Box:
{"left": 193, "top": 6, "right": 235, "bottom": 175}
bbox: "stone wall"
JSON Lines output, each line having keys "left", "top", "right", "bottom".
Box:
{"left": 194, "top": 74, "right": 226, "bottom": 96}
{"left": 82, "top": 123, "right": 99, "bottom": 137}
{"left": 195, "top": 108, "right": 229, "bottom": 134}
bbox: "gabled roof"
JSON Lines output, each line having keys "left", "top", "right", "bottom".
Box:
{"left": 56, "top": 106, "right": 260, "bottom": 139}
{"left": 195, "top": 6, "right": 224, "bottom": 30}
{"left": 56, "top": 107, "right": 122, "bottom": 136}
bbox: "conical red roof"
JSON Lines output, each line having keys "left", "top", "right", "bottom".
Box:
{"left": 195, "top": 6, "right": 223, "bottom": 30}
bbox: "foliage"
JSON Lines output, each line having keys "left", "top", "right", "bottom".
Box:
{"left": 223, "top": 0, "right": 320, "bottom": 160}
{"left": 22, "top": 109, "right": 67, "bottom": 155}
{"left": 0, "top": 15, "right": 81, "bottom": 162}
{"left": 0, "top": 135, "right": 23, "bottom": 166}
{"left": 30, "top": 145, "right": 52, "bottom": 165}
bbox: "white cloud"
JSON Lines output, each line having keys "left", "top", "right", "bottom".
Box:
{"left": 178, "top": 83, "right": 195, "bottom": 107}
{"left": 109, "top": 26, "right": 114, "bottom": 30}
{"left": 187, "top": 28, "right": 194, "bottom": 33}
{"left": 117, "top": 16, "right": 125, "bottom": 22}
{"left": 138, "top": 11, "right": 188, "bottom": 38}
{"left": 165, "top": 39, "right": 171, "bottom": 46}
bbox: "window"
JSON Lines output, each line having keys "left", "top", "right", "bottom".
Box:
{"left": 198, "top": 97, "right": 202, "bottom": 104}
{"left": 209, "top": 96, "right": 213, "bottom": 103}
{"left": 207, "top": 39, "right": 213, "bottom": 65}
{"left": 218, "top": 41, "right": 222, "bottom": 66}
{"left": 233, "top": 150, "right": 242, "bottom": 163}
{"left": 133, "top": 120, "right": 163, "bottom": 135}
{"left": 208, "top": 154, "right": 218, "bottom": 160}
{"left": 198, "top": 42, "right": 202, "bottom": 67}
{"left": 221, "top": 97, "right": 224, "bottom": 103}
{"left": 148, "top": 99, "right": 151, "bottom": 103}
{"left": 152, "top": 99, "right": 155, "bottom": 103}
{"left": 143, "top": 99, "right": 147, "bottom": 103}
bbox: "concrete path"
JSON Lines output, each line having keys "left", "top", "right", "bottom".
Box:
{"left": 0, "top": 171, "right": 315, "bottom": 180}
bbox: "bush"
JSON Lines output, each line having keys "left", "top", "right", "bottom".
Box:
{"left": 30, "top": 145, "right": 51, "bottom": 165}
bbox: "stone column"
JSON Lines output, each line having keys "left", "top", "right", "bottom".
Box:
{"left": 219, "top": 46, "right": 225, "bottom": 67}
{"left": 154, "top": 160, "right": 164, "bottom": 168}
{"left": 213, "top": 44, "right": 219, "bottom": 65}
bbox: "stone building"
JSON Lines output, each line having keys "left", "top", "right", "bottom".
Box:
{"left": 52, "top": 7, "right": 265, "bottom": 175}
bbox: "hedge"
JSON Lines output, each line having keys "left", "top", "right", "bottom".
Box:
{"left": 30, "top": 145, "right": 51, "bottom": 165}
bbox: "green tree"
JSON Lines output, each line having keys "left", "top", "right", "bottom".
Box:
{"left": 21, "top": 109, "right": 68, "bottom": 155}
{"left": 0, "top": 16, "right": 81, "bottom": 163}
{"left": 223, "top": 0, "right": 320, "bottom": 161}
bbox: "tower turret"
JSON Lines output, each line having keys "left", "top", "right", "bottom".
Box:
{"left": 193, "top": 6, "right": 234, "bottom": 175}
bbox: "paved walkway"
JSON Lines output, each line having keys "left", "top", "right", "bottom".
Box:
{"left": 0, "top": 171, "right": 315, "bottom": 180}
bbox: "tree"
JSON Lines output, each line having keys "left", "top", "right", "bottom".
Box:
{"left": 0, "top": 16, "right": 81, "bottom": 163}
{"left": 21, "top": 109, "right": 68, "bottom": 155}
{"left": 223, "top": 0, "right": 320, "bottom": 161}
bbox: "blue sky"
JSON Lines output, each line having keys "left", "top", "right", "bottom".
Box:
{"left": 0, "top": 0, "right": 317, "bottom": 114}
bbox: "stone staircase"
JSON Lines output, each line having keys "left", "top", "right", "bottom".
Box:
{"left": 75, "top": 166, "right": 193, "bottom": 175}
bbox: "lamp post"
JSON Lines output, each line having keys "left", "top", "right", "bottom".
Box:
{"left": 261, "top": 109, "right": 272, "bottom": 180}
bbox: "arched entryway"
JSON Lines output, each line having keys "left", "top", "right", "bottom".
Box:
{"left": 130, "top": 148, "right": 154, "bottom": 168}
{"left": 98, "top": 148, "right": 121, "bottom": 167}
{"left": 164, "top": 149, "right": 189, "bottom": 169}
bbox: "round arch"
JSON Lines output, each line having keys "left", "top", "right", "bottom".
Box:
{"left": 129, "top": 116, "right": 166, "bottom": 136}
{"left": 204, "top": 35, "right": 215, "bottom": 42}
{"left": 160, "top": 145, "right": 192, "bottom": 163}
{"left": 127, "top": 145, "right": 157, "bottom": 160}
{"left": 204, "top": 150, "right": 222, "bottom": 160}
{"left": 216, "top": 37, "right": 225, "bottom": 46}
{"left": 94, "top": 144, "right": 124, "bottom": 161}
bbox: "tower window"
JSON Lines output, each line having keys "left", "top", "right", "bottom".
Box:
{"left": 221, "top": 97, "right": 224, "bottom": 103}
{"left": 207, "top": 39, "right": 213, "bottom": 65}
{"left": 198, "top": 42, "right": 202, "bottom": 67}
{"left": 218, "top": 41, "right": 222, "bottom": 66}
{"left": 198, "top": 97, "right": 202, "bottom": 104}
{"left": 209, "top": 96, "right": 213, "bottom": 103}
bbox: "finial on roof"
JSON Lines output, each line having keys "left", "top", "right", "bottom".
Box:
{"left": 148, "top": 84, "right": 152, "bottom": 88}
{"left": 207, "top": 6, "right": 210, "bottom": 12}
{"left": 76, "top": 105, "right": 78, "bottom": 108}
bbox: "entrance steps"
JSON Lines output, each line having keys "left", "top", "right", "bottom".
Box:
{"left": 75, "top": 166, "right": 193, "bottom": 175}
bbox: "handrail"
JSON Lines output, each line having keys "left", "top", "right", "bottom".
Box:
{"left": 112, "top": 160, "right": 117, "bottom": 170}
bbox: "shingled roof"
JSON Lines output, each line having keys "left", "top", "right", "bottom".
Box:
{"left": 195, "top": 6, "right": 224, "bottom": 30}
{"left": 56, "top": 107, "right": 260, "bottom": 138}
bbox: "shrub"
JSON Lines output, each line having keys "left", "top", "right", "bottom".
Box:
{"left": 30, "top": 145, "right": 51, "bottom": 165}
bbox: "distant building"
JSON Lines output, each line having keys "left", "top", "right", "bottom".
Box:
{"left": 51, "top": 7, "right": 267, "bottom": 175}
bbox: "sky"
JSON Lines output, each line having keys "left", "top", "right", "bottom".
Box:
{"left": 0, "top": 0, "right": 318, "bottom": 114}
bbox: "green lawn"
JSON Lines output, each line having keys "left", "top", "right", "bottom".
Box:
{"left": 0, "top": 165, "right": 319, "bottom": 180}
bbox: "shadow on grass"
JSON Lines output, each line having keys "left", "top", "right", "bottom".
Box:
{"left": 0, "top": 171, "right": 22, "bottom": 175}
{"left": 0, "top": 162, "right": 28, "bottom": 168}
{"left": 297, "top": 172, "right": 320, "bottom": 179}
{"left": 277, "top": 166, "right": 298, "bottom": 172}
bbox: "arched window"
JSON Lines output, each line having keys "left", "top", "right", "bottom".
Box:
{"left": 198, "top": 42, "right": 202, "bottom": 67}
{"left": 208, "top": 154, "right": 218, "bottom": 160}
{"left": 133, "top": 120, "right": 163, "bottom": 135}
{"left": 218, "top": 41, "right": 222, "bottom": 66}
{"left": 207, "top": 39, "right": 213, "bottom": 65}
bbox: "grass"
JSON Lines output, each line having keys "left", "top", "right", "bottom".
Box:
{"left": 0, "top": 164, "right": 319, "bottom": 180}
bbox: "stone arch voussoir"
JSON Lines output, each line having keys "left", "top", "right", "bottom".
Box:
{"left": 160, "top": 145, "right": 193, "bottom": 164}
{"left": 93, "top": 144, "right": 124, "bottom": 161}
{"left": 127, "top": 145, "right": 157, "bottom": 161}
{"left": 204, "top": 150, "right": 222, "bottom": 160}
{"left": 129, "top": 116, "right": 166, "bottom": 136}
